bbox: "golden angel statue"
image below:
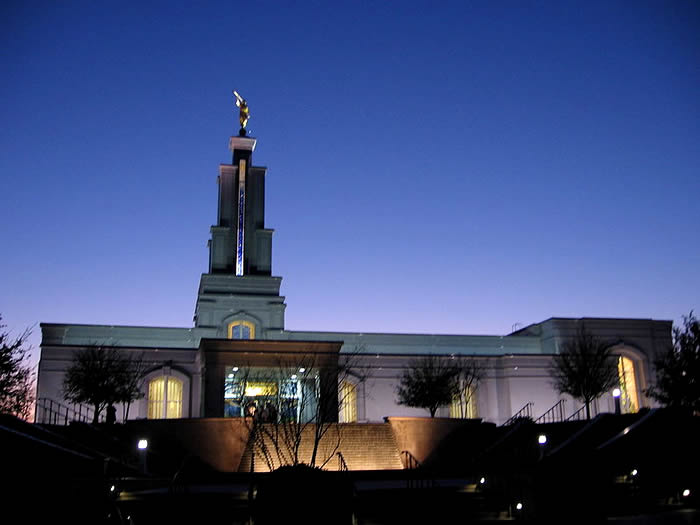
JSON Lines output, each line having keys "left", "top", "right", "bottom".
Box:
{"left": 233, "top": 90, "right": 250, "bottom": 131}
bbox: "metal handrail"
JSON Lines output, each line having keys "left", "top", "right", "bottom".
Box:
{"left": 503, "top": 402, "right": 534, "bottom": 426}
{"left": 35, "top": 398, "right": 103, "bottom": 425}
{"left": 336, "top": 452, "right": 348, "bottom": 472}
{"left": 400, "top": 450, "right": 422, "bottom": 470}
{"left": 566, "top": 402, "right": 600, "bottom": 421}
{"left": 535, "top": 399, "right": 566, "bottom": 424}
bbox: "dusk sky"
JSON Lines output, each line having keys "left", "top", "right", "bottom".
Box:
{"left": 2, "top": 1, "right": 699, "bottom": 372}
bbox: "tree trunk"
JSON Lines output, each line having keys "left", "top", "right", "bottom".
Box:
{"left": 93, "top": 404, "right": 100, "bottom": 424}
{"left": 585, "top": 400, "right": 591, "bottom": 420}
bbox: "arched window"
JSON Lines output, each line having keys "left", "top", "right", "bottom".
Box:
{"left": 339, "top": 381, "right": 357, "bottom": 423}
{"left": 617, "top": 356, "right": 639, "bottom": 413}
{"left": 228, "top": 320, "right": 255, "bottom": 340}
{"left": 148, "top": 376, "right": 183, "bottom": 419}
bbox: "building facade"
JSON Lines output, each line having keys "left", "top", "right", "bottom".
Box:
{"left": 37, "top": 122, "right": 672, "bottom": 426}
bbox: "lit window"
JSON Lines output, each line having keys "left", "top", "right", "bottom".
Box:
{"left": 228, "top": 320, "right": 255, "bottom": 340}
{"left": 450, "top": 385, "right": 478, "bottom": 419}
{"left": 617, "top": 356, "right": 639, "bottom": 413}
{"left": 148, "top": 376, "right": 183, "bottom": 419}
{"left": 340, "top": 381, "right": 357, "bottom": 423}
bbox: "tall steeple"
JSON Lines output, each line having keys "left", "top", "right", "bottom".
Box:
{"left": 194, "top": 94, "right": 285, "bottom": 338}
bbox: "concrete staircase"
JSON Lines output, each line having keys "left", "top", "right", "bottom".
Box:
{"left": 238, "top": 423, "right": 403, "bottom": 472}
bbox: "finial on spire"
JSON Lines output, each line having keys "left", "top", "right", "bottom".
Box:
{"left": 233, "top": 91, "right": 250, "bottom": 136}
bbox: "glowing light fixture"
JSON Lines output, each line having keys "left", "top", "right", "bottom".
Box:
{"left": 233, "top": 367, "right": 239, "bottom": 372}
{"left": 137, "top": 439, "right": 148, "bottom": 450}
{"left": 110, "top": 485, "right": 116, "bottom": 492}
{"left": 516, "top": 503, "right": 523, "bottom": 511}
{"left": 299, "top": 368, "right": 306, "bottom": 373}
{"left": 480, "top": 477, "right": 486, "bottom": 484}
{"left": 612, "top": 388, "right": 621, "bottom": 398}
{"left": 291, "top": 374, "right": 298, "bottom": 380}
{"left": 538, "top": 434, "right": 547, "bottom": 445}
{"left": 228, "top": 373, "right": 234, "bottom": 378}
{"left": 631, "top": 469, "right": 638, "bottom": 476}
{"left": 682, "top": 489, "right": 690, "bottom": 497}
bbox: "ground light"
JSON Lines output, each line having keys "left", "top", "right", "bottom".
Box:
{"left": 138, "top": 438, "right": 149, "bottom": 475}
{"left": 613, "top": 388, "right": 622, "bottom": 414}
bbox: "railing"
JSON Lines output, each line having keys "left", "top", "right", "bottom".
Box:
{"left": 336, "top": 452, "right": 348, "bottom": 472}
{"left": 35, "top": 398, "right": 102, "bottom": 425}
{"left": 503, "top": 402, "right": 534, "bottom": 426}
{"left": 566, "top": 403, "right": 599, "bottom": 421}
{"left": 535, "top": 399, "right": 566, "bottom": 424}
{"left": 400, "top": 450, "right": 422, "bottom": 470}
{"left": 400, "top": 450, "right": 433, "bottom": 489}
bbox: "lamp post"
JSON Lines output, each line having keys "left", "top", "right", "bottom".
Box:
{"left": 537, "top": 434, "right": 547, "bottom": 460}
{"left": 612, "top": 388, "right": 621, "bottom": 415}
{"left": 138, "top": 438, "right": 148, "bottom": 475}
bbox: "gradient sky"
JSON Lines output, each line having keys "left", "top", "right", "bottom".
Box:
{"left": 2, "top": 1, "right": 699, "bottom": 372}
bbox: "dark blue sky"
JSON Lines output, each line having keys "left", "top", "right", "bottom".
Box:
{"left": 2, "top": 1, "right": 699, "bottom": 369}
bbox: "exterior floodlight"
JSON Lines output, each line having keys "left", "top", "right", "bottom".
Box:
{"left": 682, "top": 489, "right": 690, "bottom": 497}
{"left": 516, "top": 502, "right": 523, "bottom": 511}
{"left": 137, "top": 439, "right": 148, "bottom": 450}
{"left": 538, "top": 434, "right": 547, "bottom": 445}
{"left": 612, "top": 388, "right": 621, "bottom": 398}
{"left": 631, "top": 469, "right": 638, "bottom": 477}
{"left": 480, "top": 477, "right": 486, "bottom": 484}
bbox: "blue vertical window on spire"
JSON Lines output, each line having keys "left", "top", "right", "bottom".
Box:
{"left": 235, "top": 159, "right": 246, "bottom": 276}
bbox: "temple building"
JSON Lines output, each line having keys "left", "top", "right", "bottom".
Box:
{"left": 36, "top": 105, "right": 672, "bottom": 427}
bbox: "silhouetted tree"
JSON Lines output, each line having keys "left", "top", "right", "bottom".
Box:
{"left": 452, "top": 358, "right": 485, "bottom": 418}
{"left": 244, "top": 348, "right": 370, "bottom": 471}
{"left": 550, "top": 325, "right": 618, "bottom": 419}
{"left": 646, "top": 311, "right": 699, "bottom": 414}
{"left": 396, "top": 355, "right": 461, "bottom": 417}
{"left": 62, "top": 346, "right": 145, "bottom": 424}
{"left": 0, "top": 315, "right": 34, "bottom": 419}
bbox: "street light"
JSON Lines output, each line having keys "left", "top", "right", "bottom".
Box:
{"left": 538, "top": 434, "right": 547, "bottom": 445}
{"left": 138, "top": 438, "right": 148, "bottom": 475}
{"left": 612, "top": 388, "right": 621, "bottom": 415}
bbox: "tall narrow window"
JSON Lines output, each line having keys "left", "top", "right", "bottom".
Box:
{"left": 228, "top": 320, "right": 255, "bottom": 340}
{"left": 617, "top": 356, "right": 639, "bottom": 413}
{"left": 235, "top": 158, "right": 246, "bottom": 276}
{"left": 340, "top": 381, "right": 357, "bottom": 423}
{"left": 450, "top": 385, "right": 478, "bottom": 419}
{"left": 148, "top": 376, "right": 183, "bottom": 419}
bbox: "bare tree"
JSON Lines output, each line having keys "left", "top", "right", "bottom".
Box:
{"left": 239, "top": 347, "right": 369, "bottom": 471}
{"left": 0, "top": 315, "right": 34, "bottom": 420}
{"left": 550, "top": 325, "right": 618, "bottom": 420}
{"left": 395, "top": 355, "right": 461, "bottom": 417}
{"left": 451, "top": 357, "right": 484, "bottom": 419}
{"left": 63, "top": 346, "right": 145, "bottom": 424}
